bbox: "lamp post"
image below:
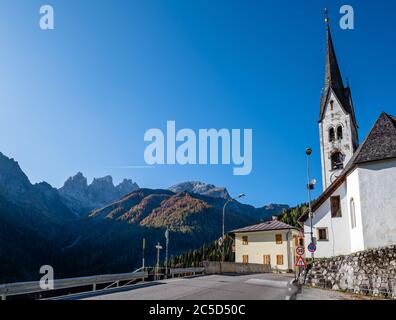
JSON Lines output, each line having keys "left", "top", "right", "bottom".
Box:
{"left": 306, "top": 148, "right": 315, "bottom": 261}
{"left": 221, "top": 193, "right": 245, "bottom": 265}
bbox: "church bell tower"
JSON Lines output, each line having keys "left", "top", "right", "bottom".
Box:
{"left": 319, "top": 12, "right": 359, "bottom": 190}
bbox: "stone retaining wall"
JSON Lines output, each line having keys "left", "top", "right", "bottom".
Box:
{"left": 300, "top": 245, "right": 396, "bottom": 299}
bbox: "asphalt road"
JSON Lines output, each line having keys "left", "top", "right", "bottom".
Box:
{"left": 60, "top": 273, "right": 298, "bottom": 300}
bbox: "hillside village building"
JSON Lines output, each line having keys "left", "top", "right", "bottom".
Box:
{"left": 231, "top": 220, "right": 301, "bottom": 271}
{"left": 300, "top": 20, "right": 396, "bottom": 258}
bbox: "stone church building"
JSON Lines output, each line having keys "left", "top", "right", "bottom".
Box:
{"left": 301, "top": 20, "right": 396, "bottom": 258}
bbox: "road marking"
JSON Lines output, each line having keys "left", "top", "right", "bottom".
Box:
{"left": 245, "top": 279, "right": 289, "bottom": 288}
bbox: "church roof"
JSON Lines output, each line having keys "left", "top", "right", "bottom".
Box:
{"left": 344, "top": 112, "right": 396, "bottom": 167}
{"left": 300, "top": 112, "right": 396, "bottom": 222}
{"left": 319, "top": 25, "right": 357, "bottom": 125}
{"left": 229, "top": 220, "right": 299, "bottom": 234}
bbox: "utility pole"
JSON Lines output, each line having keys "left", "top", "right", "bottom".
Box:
{"left": 165, "top": 228, "right": 169, "bottom": 279}
{"left": 142, "top": 238, "right": 146, "bottom": 270}
{"left": 222, "top": 198, "right": 232, "bottom": 265}
{"left": 155, "top": 242, "right": 163, "bottom": 280}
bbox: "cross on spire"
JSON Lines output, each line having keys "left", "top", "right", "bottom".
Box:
{"left": 324, "top": 8, "right": 329, "bottom": 25}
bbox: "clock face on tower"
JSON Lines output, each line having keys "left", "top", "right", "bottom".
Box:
{"left": 330, "top": 171, "right": 339, "bottom": 183}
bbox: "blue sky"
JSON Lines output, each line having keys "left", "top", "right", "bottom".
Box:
{"left": 0, "top": 0, "right": 395, "bottom": 207}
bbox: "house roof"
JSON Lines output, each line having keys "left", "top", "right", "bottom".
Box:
{"left": 229, "top": 220, "right": 299, "bottom": 234}
{"left": 300, "top": 112, "right": 396, "bottom": 222}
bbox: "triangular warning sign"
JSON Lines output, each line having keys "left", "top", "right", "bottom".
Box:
{"left": 294, "top": 256, "right": 306, "bottom": 267}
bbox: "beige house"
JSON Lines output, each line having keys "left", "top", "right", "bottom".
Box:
{"left": 230, "top": 220, "right": 302, "bottom": 271}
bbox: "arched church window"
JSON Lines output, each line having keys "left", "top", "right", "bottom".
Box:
{"left": 329, "top": 128, "right": 335, "bottom": 142}
{"left": 350, "top": 198, "right": 357, "bottom": 229}
{"left": 331, "top": 152, "right": 344, "bottom": 170}
{"left": 337, "top": 126, "right": 343, "bottom": 140}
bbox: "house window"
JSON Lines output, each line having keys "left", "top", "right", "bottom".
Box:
{"left": 331, "top": 152, "right": 344, "bottom": 170}
{"left": 329, "top": 128, "right": 335, "bottom": 142}
{"left": 350, "top": 198, "right": 357, "bottom": 229}
{"left": 275, "top": 234, "right": 283, "bottom": 244}
{"left": 337, "top": 126, "right": 343, "bottom": 140}
{"left": 242, "top": 255, "right": 249, "bottom": 264}
{"left": 263, "top": 255, "right": 271, "bottom": 265}
{"left": 318, "top": 228, "right": 328, "bottom": 241}
{"left": 330, "top": 196, "right": 342, "bottom": 218}
{"left": 276, "top": 255, "right": 284, "bottom": 265}
{"left": 242, "top": 236, "right": 248, "bottom": 245}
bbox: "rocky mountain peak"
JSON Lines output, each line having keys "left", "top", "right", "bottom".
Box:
{"left": 62, "top": 172, "right": 88, "bottom": 191}
{"left": 169, "top": 181, "right": 230, "bottom": 199}
{"left": 91, "top": 175, "right": 114, "bottom": 186}
{"left": 59, "top": 173, "right": 139, "bottom": 216}
{"left": 116, "top": 179, "right": 139, "bottom": 195}
{"left": 0, "top": 152, "right": 32, "bottom": 196}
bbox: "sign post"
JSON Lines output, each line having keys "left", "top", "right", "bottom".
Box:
{"left": 155, "top": 242, "right": 163, "bottom": 280}
{"left": 294, "top": 234, "right": 306, "bottom": 280}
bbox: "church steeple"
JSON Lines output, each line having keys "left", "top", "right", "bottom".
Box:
{"left": 324, "top": 22, "right": 345, "bottom": 98}
{"left": 318, "top": 10, "right": 359, "bottom": 190}
{"left": 319, "top": 10, "right": 357, "bottom": 126}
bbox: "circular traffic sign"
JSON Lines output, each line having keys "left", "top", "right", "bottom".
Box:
{"left": 308, "top": 243, "right": 317, "bottom": 253}
{"left": 295, "top": 246, "right": 305, "bottom": 256}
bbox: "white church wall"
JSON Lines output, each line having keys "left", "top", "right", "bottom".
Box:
{"left": 358, "top": 159, "right": 396, "bottom": 249}
{"left": 304, "top": 182, "right": 351, "bottom": 258}
{"left": 346, "top": 169, "right": 365, "bottom": 252}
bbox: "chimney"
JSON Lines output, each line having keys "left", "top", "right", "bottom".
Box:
{"left": 272, "top": 216, "right": 278, "bottom": 221}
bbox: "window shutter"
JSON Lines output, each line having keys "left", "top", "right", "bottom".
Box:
{"left": 331, "top": 196, "right": 342, "bottom": 218}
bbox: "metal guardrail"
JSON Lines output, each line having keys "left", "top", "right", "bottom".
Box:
{"left": 169, "top": 267, "right": 205, "bottom": 278}
{"left": 0, "top": 271, "right": 147, "bottom": 300}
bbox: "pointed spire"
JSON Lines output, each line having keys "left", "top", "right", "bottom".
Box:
{"left": 324, "top": 17, "right": 345, "bottom": 93}
{"left": 319, "top": 9, "right": 356, "bottom": 123}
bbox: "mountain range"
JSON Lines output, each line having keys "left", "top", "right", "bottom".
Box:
{"left": 59, "top": 172, "right": 139, "bottom": 216}
{"left": 0, "top": 151, "right": 288, "bottom": 283}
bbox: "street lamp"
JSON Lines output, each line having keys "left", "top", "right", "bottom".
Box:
{"left": 306, "top": 148, "right": 315, "bottom": 261}
{"left": 222, "top": 193, "right": 245, "bottom": 264}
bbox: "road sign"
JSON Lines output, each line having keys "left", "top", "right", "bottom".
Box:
{"left": 294, "top": 256, "right": 306, "bottom": 267}
{"left": 296, "top": 246, "right": 305, "bottom": 256}
{"left": 308, "top": 243, "right": 317, "bottom": 253}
